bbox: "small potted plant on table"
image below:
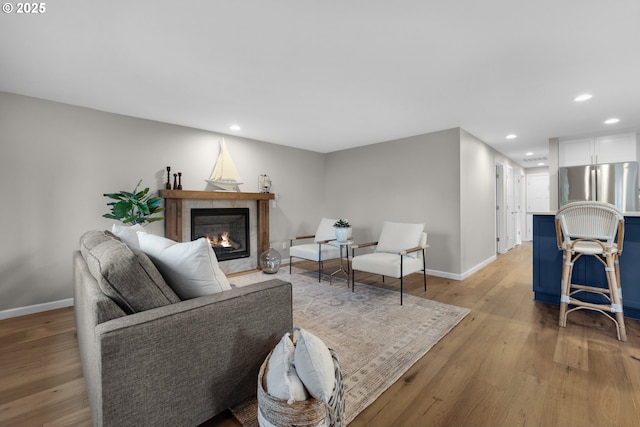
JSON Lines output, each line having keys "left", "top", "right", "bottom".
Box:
{"left": 333, "top": 219, "right": 352, "bottom": 242}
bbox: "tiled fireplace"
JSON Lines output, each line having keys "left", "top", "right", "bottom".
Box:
{"left": 159, "top": 190, "right": 274, "bottom": 274}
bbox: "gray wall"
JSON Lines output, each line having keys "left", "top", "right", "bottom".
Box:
{"left": 323, "top": 127, "right": 521, "bottom": 278}
{"left": 1, "top": 92, "right": 523, "bottom": 313}
{"left": 460, "top": 129, "right": 498, "bottom": 274}
{"left": 323, "top": 128, "right": 462, "bottom": 275}
{"left": 0, "top": 92, "right": 325, "bottom": 312}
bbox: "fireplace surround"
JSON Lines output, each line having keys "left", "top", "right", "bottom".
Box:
{"left": 159, "top": 190, "right": 275, "bottom": 274}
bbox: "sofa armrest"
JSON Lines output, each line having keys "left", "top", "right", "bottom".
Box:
{"left": 93, "top": 279, "right": 292, "bottom": 427}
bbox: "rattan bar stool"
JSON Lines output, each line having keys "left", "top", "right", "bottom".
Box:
{"left": 555, "top": 201, "right": 626, "bottom": 341}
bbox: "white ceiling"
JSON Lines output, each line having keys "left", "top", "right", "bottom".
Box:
{"left": 2, "top": 1, "right": 640, "bottom": 168}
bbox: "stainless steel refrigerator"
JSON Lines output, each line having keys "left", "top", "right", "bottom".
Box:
{"left": 559, "top": 162, "right": 639, "bottom": 212}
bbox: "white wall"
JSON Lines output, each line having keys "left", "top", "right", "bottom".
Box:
{"left": 0, "top": 92, "right": 325, "bottom": 312}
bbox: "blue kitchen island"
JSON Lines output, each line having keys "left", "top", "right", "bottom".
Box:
{"left": 532, "top": 213, "right": 640, "bottom": 320}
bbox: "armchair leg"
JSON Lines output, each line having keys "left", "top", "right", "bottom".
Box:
{"left": 423, "top": 248, "right": 427, "bottom": 292}
{"left": 290, "top": 257, "right": 292, "bottom": 274}
{"left": 318, "top": 244, "right": 322, "bottom": 282}
{"left": 400, "top": 255, "right": 404, "bottom": 306}
{"left": 351, "top": 268, "right": 355, "bottom": 292}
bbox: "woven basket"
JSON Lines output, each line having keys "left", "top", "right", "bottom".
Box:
{"left": 257, "top": 348, "right": 345, "bottom": 427}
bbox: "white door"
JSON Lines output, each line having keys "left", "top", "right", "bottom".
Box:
{"left": 515, "top": 173, "right": 524, "bottom": 245}
{"left": 505, "top": 166, "right": 516, "bottom": 251}
{"left": 496, "top": 165, "right": 505, "bottom": 253}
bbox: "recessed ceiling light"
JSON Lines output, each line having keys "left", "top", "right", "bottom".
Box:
{"left": 525, "top": 152, "right": 534, "bottom": 156}
{"left": 506, "top": 134, "right": 517, "bottom": 140}
{"left": 537, "top": 162, "right": 545, "bottom": 166}
{"left": 229, "top": 124, "right": 241, "bottom": 131}
{"left": 574, "top": 94, "right": 592, "bottom": 102}
{"left": 604, "top": 118, "right": 620, "bottom": 124}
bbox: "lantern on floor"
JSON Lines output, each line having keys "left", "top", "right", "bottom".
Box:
{"left": 260, "top": 244, "right": 281, "bottom": 274}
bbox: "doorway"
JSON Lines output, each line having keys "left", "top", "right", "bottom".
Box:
{"left": 496, "top": 163, "right": 523, "bottom": 254}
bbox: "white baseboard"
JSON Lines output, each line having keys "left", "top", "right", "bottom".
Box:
{"left": 460, "top": 255, "right": 497, "bottom": 280}
{"left": 426, "top": 254, "right": 497, "bottom": 281}
{"left": 0, "top": 298, "right": 74, "bottom": 321}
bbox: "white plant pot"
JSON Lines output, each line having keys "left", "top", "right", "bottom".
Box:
{"left": 335, "top": 227, "right": 352, "bottom": 242}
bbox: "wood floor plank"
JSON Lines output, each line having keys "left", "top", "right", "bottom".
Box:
{"left": 2, "top": 242, "right": 640, "bottom": 426}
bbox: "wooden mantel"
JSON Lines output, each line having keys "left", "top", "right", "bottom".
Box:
{"left": 159, "top": 190, "right": 275, "bottom": 201}
{"left": 158, "top": 190, "right": 275, "bottom": 256}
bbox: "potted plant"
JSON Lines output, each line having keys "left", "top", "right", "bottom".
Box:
{"left": 333, "top": 219, "right": 352, "bottom": 242}
{"left": 103, "top": 180, "right": 164, "bottom": 225}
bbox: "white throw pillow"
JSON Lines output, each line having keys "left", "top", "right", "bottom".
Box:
{"left": 293, "top": 328, "right": 335, "bottom": 404}
{"left": 137, "top": 232, "right": 231, "bottom": 299}
{"left": 314, "top": 218, "right": 338, "bottom": 243}
{"left": 264, "top": 333, "right": 308, "bottom": 404}
{"left": 111, "top": 223, "right": 145, "bottom": 250}
{"left": 375, "top": 221, "right": 425, "bottom": 258}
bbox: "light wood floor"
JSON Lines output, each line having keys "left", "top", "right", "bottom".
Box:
{"left": 2, "top": 242, "right": 639, "bottom": 426}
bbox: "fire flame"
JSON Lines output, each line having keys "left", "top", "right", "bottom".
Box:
{"left": 220, "top": 232, "right": 232, "bottom": 247}
{"left": 206, "top": 232, "right": 232, "bottom": 248}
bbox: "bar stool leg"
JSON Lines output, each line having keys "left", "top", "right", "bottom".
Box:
{"left": 559, "top": 249, "right": 572, "bottom": 328}
{"left": 607, "top": 254, "right": 626, "bottom": 341}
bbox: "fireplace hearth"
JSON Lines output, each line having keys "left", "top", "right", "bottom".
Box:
{"left": 191, "top": 208, "right": 250, "bottom": 261}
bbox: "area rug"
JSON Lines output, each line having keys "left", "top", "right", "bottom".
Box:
{"left": 230, "top": 267, "right": 470, "bottom": 426}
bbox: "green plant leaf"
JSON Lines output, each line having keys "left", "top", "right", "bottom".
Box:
{"left": 113, "top": 200, "right": 133, "bottom": 218}
{"left": 147, "top": 197, "right": 163, "bottom": 210}
{"left": 103, "top": 180, "right": 164, "bottom": 225}
{"left": 136, "top": 187, "right": 150, "bottom": 199}
{"left": 103, "top": 193, "right": 125, "bottom": 200}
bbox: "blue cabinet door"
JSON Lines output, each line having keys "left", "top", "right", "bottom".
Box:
{"left": 532, "top": 214, "right": 640, "bottom": 319}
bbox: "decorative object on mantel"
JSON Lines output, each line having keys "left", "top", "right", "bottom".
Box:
{"left": 173, "top": 173, "right": 178, "bottom": 190}
{"left": 333, "top": 219, "right": 352, "bottom": 243}
{"left": 177, "top": 172, "right": 183, "bottom": 190}
{"left": 206, "top": 138, "right": 243, "bottom": 192}
{"left": 260, "top": 244, "right": 282, "bottom": 274}
{"left": 103, "top": 180, "right": 164, "bottom": 225}
{"left": 165, "top": 166, "right": 172, "bottom": 189}
{"left": 259, "top": 174, "right": 272, "bottom": 193}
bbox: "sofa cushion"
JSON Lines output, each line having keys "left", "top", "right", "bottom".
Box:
{"left": 137, "top": 233, "right": 232, "bottom": 299}
{"left": 79, "top": 230, "right": 118, "bottom": 260}
{"left": 111, "top": 223, "right": 145, "bottom": 250}
{"left": 84, "top": 236, "right": 181, "bottom": 314}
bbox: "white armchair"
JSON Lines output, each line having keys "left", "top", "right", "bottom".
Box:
{"left": 351, "top": 221, "right": 428, "bottom": 305}
{"left": 289, "top": 217, "right": 341, "bottom": 281}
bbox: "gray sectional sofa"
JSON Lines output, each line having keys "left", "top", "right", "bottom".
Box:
{"left": 74, "top": 230, "right": 293, "bottom": 426}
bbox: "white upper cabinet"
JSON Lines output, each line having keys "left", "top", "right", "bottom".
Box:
{"left": 559, "top": 133, "right": 637, "bottom": 167}
{"left": 558, "top": 138, "right": 594, "bottom": 167}
{"left": 595, "top": 134, "right": 637, "bottom": 164}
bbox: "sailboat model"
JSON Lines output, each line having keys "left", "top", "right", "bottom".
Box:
{"left": 205, "top": 139, "right": 243, "bottom": 191}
